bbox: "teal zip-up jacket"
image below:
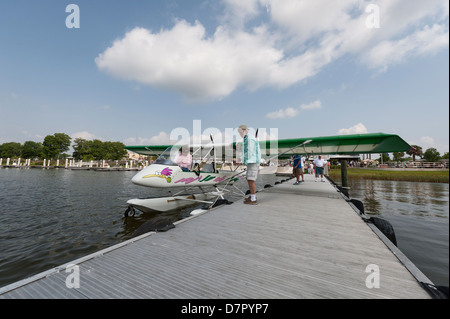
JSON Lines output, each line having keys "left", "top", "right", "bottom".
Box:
{"left": 241, "top": 133, "right": 261, "bottom": 165}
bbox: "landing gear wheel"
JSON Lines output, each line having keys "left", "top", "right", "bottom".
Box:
{"left": 124, "top": 205, "right": 136, "bottom": 217}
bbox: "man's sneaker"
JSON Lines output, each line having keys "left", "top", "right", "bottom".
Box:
{"left": 321, "top": 179, "right": 325, "bottom": 182}
{"left": 293, "top": 181, "right": 299, "bottom": 185}
{"left": 244, "top": 200, "right": 257, "bottom": 205}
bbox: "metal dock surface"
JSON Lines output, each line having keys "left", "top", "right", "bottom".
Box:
{"left": 0, "top": 174, "right": 432, "bottom": 299}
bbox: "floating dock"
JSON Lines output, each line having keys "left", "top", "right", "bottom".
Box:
{"left": 0, "top": 174, "right": 435, "bottom": 299}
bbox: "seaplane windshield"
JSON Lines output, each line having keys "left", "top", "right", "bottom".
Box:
{"left": 154, "top": 146, "right": 180, "bottom": 166}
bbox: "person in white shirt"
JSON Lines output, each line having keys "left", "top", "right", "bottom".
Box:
{"left": 308, "top": 162, "right": 314, "bottom": 175}
{"left": 313, "top": 155, "right": 326, "bottom": 182}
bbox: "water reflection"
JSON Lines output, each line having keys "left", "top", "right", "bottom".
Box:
{"left": 347, "top": 179, "right": 449, "bottom": 220}
{"left": 343, "top": 178, "right": 449, "bottom": 286}
{"left": 362, "top": 181, "right": 381, "bottom": 215}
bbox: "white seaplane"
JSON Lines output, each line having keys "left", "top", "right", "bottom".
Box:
{"left": 124, "top": 138, "right": 251, "bottom": 216}
{"left": 124, "top": 133, "right": 411, "bottom": 216}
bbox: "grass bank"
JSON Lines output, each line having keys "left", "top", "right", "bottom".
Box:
{"left": 328, "top": 168, "right": 449, "bottom": 183}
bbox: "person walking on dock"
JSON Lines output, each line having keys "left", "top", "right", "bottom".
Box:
{"left": 293, "top": 155, "right": 304, "bottom": 185}
{"left": 308, "top": 162, "right": 314, "bottom": 175}
{"left": 313, "top": 155, "right": 326, "bottom": 182}
{"left": 238, "top": 124, "right": 261, "bottom": 205}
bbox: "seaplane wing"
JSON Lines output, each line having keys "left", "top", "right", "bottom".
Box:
{"left": 126, "top": 133, "right": 410, "bottom": 158}
{"left": 259, "top": 133, "right": 412, "bottom": 159}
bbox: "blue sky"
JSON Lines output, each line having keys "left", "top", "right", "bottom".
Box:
{"left": 0, "top": 0, "right": 448, "bottom": 154}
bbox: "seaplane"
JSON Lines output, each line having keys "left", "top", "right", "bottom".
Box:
{"left": 123, "top": 132, "right": 411, "bottom": 216}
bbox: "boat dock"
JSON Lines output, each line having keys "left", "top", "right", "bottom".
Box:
{"left": 0, "top": 174, "right": 435, "bottom": 299}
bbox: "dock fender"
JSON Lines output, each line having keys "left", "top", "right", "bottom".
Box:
{"left": 132, "top": 219, "right": 175, "bottom": 238}
{"left": 212, "top": 198, "right": 233, "bottom": 208}
{"left": 349, "top": 199, "right": 364, "bottom": 215}
{"left": 368, "top": 217, "right": 397, "bottom": 246}
{"left": 420, "top": 282, "right": 449, "bottom": 299}
{"left": 336, "top": 186, "right": 349, "bottom": 198}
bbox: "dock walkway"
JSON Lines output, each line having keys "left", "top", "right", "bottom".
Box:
{"left": 0, "top": 174, "right": 432, "bottom": 299}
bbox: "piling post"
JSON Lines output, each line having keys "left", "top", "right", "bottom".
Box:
{"left": 341, "top": 159, "right": 348, "bottom": 188}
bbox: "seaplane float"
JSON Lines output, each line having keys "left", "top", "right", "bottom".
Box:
{"left": 123, "top": 133, "right": 411, "bottom": 217}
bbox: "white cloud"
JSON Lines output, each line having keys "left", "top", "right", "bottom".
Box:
{"left": 300, "top": 100, "right": 321, "bottom": 110}
{"left": 96, "top": 0, "right": 449, "bottom": 101}
{"left": 124, "top": 129, "right": 245, "bottom": 146}
{"left": 96, "top": 22, "right": 288, "bottom": 102}
{"left": 266, "top": 100, "right": 321, "bottom": 119}
{"left": 124, "top": 132, "right": 174, "bottom": 145}
{"left": 338, "top": 123, "right": 369, "bottom": 135}
{"left": 222, "top": 0, "right": 261, "bottom": 27}
{"left": 409, "top": 137, "right": 449, "bottom": 154}
{"left": 266, "top": 107, "right": 299, "bottom": 119}
{"left": 71, "top": 131, "right": 99, "bottom": 140}
{"left": 364, "top": 24, "right": 449, "bottom": 70}
{"left": 420, "top": 136, "right": 435, "bottom": 147}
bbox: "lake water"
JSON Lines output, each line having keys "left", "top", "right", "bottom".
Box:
{"left": 344, "top": 178, "right": 449, "bottom": 287}
{"left": 0, "top": 168, "right": 448, "bottom": 289}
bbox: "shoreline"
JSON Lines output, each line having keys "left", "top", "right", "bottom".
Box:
{"left": 328, "top": 167, "right": 449, "bottom": 183}
{"left": 1, "top": 165, "right": 448, "bottom": 183}
{"left": 0, "top": 166, "right": 141, "bottom": 171}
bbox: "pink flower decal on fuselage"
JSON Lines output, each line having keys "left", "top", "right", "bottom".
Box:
{"left": 161, "top": 167, "right": 173, "bottom": 177}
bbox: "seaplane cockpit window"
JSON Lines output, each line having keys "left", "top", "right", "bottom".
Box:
{"left": 154, "top": 147, "right": 179, "bottom": 166}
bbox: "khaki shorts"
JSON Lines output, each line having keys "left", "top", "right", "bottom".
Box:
{"left": 293, "top": 167, "right": 302, "bottom": 175}
{"left": 246, "top": 163, "right": 259, "bottom": 181}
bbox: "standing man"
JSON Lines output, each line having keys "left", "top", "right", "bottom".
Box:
{"left": 313, "top": 155, "right": 326, "bottom": 182}
{"left": 292, "top": 155, "right": 304, "bottom": 185}
{"left": 238, "top": 125, "right": 261, "bottom": 205}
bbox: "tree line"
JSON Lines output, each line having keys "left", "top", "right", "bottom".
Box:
{"left": 396, "top": 145, "right": 449, "bottom": 162}
{"left": 0, "top": 133, "right": 127, "bottom": 161}
{"left": 1, "top": 135, "right": 448, "bottom": 162}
